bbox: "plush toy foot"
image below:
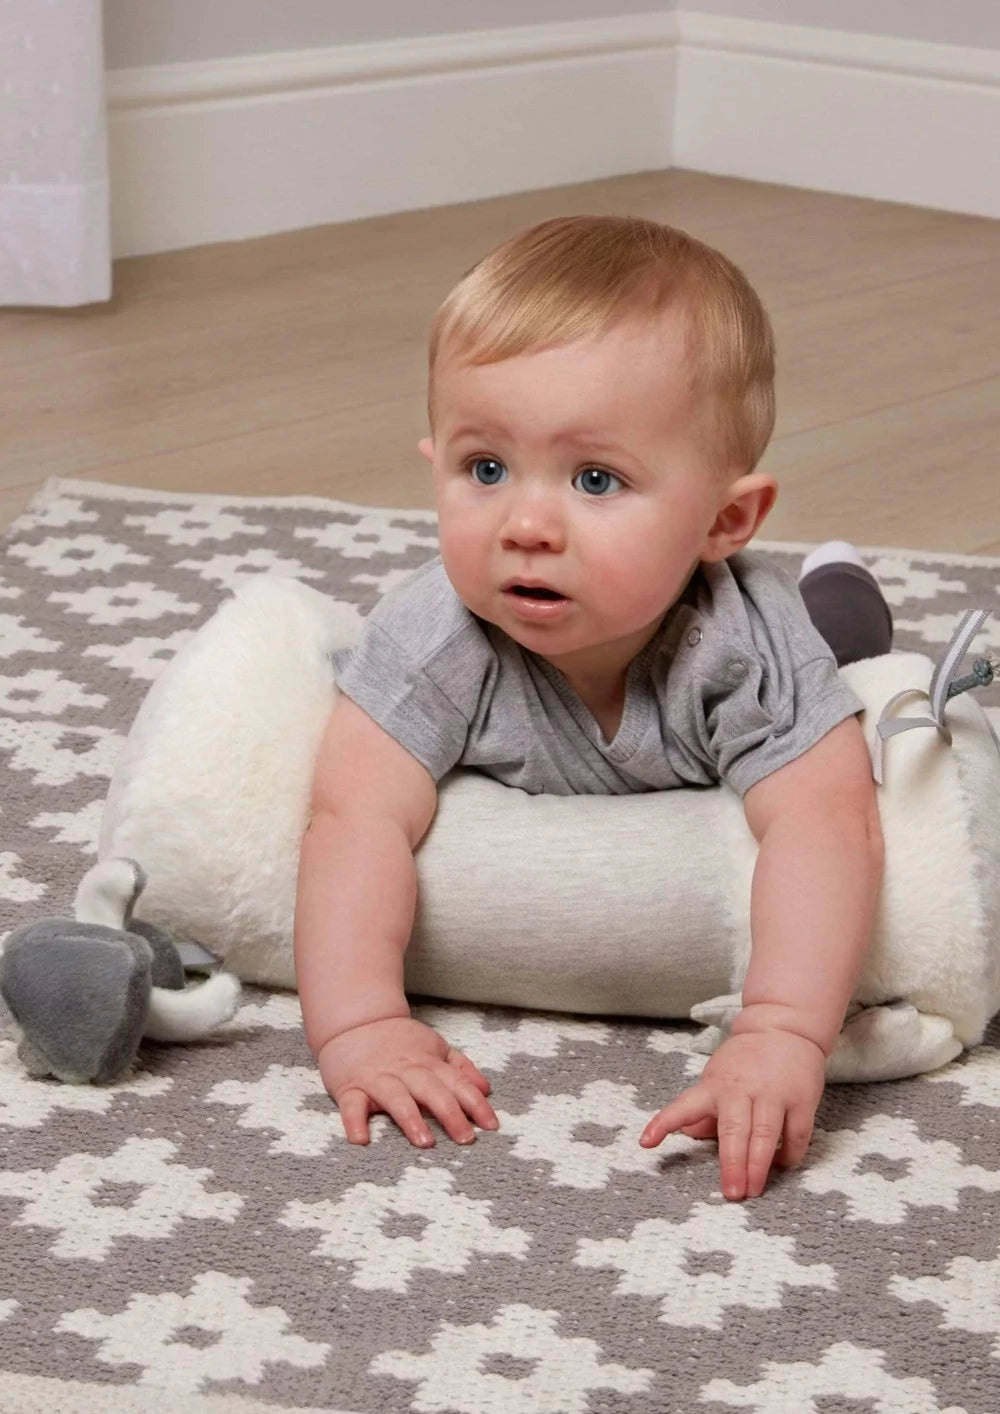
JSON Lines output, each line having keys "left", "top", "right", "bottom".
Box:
{"left": 16, "top": 1034, "right": 65, "bottom": 1080}
{"left": 1, "top": 921, "right": 155, "bottom": 1083}
{"left": 0, "top": 857, "right": 241, "bottom": 1084}
{"left": 690, "top": 994, "right": 964, "bottom": 1083}
{"left": 826, "top": 1003, "right": 963, "bottom": 1083}
{"left": 689, "top": 994, "right": 741, "bottom": 1060}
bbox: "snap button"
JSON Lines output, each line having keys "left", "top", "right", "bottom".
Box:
{"left": 686, "top": 627, "right": 702, "bottom": 647}
{"left": 729, "top": 660, "right": 748, "bottom": 679}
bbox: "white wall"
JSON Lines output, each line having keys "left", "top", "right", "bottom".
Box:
{"left": 688, "top": 0, "right": 1000, "bottom": 50}
{"left": 102, "top": 2, "right": 1000, "bottom": 254}
{"left": 102, "top": 0, "right": 668, "bottom": 68}
{"left": 103, "top": 0, "right": 1000, "bottom": 69}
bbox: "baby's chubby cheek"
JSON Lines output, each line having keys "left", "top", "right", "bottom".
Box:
{"left": 437, "top": 537, "right": 484, "bottom": 605}
{"left": 589, "top": 560, "right": 682, "bottom": 617}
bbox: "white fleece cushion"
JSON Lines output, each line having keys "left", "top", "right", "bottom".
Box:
{"left": 99, "top": 575, "right": 1000, "bottom": 1056}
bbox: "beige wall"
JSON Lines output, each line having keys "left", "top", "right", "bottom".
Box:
{"left": 102, "top": 1, "right": 667, "bottom": 68}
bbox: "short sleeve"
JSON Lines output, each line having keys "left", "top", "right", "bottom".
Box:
{"left": 672, "top": 554, "right": 866, "bottom": 797}
{"left": 705, "top": 651, "right": 864, "bottom": 795}
{"left": 330, "top": 559, "right": 493, "bottom": 782}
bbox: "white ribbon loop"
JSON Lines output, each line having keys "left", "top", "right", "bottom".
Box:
{"left": 873, "top": 609, "right": 992, "bottom": 785}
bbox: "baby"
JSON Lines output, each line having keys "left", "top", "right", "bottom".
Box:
{"left": 294, "top": 215, "right": 889, "bottom": 1201}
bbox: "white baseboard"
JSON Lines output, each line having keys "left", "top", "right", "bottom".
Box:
{"left": 105, "top": 11, "right": 1000, "bottom": 258}
{"left": 106, "top": 16, "right": 678, "bottom": 258}
{"left": 673, "top": 12, "right": 1000, "bottom": 221}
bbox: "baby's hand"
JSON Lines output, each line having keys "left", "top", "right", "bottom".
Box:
{"left": 317, "top": 1015, "right": 499, "bottom": 1148}
{"left": 639, "top": 1029, "right": 826, "bottom": 1200}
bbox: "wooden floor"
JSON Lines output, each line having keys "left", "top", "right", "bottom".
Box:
{"left": 2, "top": 170, "right": 999, "bottom": 553}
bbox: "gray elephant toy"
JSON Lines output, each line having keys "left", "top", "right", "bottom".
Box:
{"left": 0, "top": 857, "right": 241, "bottom": 1084}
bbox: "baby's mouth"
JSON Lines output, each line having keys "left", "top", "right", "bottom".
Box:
{"left": 502, "top": 580, "right": 569, "bottom": 605}
{"left": 508, "top": 585, "right": 566, "bottom": 602}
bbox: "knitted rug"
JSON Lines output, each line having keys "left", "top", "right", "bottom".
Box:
{"left": 2, "top": 478, "right": 999, "bottom": 1414}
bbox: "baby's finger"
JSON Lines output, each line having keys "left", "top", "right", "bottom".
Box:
{"left": 446, "top": 1046, "right": 493, "bottom": 1096}
{"left": 336, "top": 1087, "right": 373, "bottom": 1146}
{"left": 773, "top": 1109, "right": 815, "bottom": 1171}
{"left": 744, "top": 1101, "right": 785, "bottom": 1199}
{"left": 640, "top": 1088, "right": 714, "bottom": 1148}
{"left": 366, "top": 1075, "right": 436, "bottom": 1149}
{"left": 448, "top": 1075, "right": 500, "bottom": 1132}
{"left": 678, "top": 1118, "right": 718, "bottom": 1141}
{"left": 428, "top": 1065, "right": 499, "bottom": 1135}
{"left": 407, "top": 1069, "right": 478, "bottom": 1144}
{"left": 716, "top": 1095, "right": 753, "bottom": 1201}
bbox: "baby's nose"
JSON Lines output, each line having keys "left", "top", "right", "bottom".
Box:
{"left": 500, "top": 494, "right": 566, "bottom": 552}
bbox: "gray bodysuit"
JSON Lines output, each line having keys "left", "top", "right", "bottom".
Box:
{"left": 331, "top": 552, "right": 863, "bottom": 798}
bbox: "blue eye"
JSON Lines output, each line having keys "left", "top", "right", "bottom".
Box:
{"left": 573, "top": 467, "right": 622, "bottom": 496}
{"left": 469, "top": 457, "right": 507, "bottom": 485}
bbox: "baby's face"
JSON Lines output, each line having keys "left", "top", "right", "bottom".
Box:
{"left": 421, "top": 314, "right": 734, "bottom": 689}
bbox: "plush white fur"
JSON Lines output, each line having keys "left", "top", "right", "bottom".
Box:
{"left": 100, "top": 578, "right": 362, "bottom": 988}
{"left": 144, "top": 971, "right": 242, "bottom": 1043}
{"left": 98, "top": 575, "right": 1000, "bottom": 1082}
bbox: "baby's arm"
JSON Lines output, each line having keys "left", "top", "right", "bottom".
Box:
{"left": 641, "top": 717, "right": 883, "bottom": 1198}
{"left": 294, "top": 694, "right": 498, "bottom": 1147}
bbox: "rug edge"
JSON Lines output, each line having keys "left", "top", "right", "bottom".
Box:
{"left": 10, "top": 476, "right": 1000, "bottom": 570}
{"left": 0, "top": 1369, "right": 360, "bottom": 1414}
{"left": 22, "top": 476, "right": 439, "bottom": 526}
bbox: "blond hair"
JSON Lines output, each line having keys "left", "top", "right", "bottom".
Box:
{"left": 428, "top": 215, "right": 776, "bottom": 473}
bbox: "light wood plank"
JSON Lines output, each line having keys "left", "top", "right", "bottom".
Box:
{"left": 2, "top": 170, "right": 999, "bottom": 556}
{"left": 0, "top": 482, "right": 37, "bottom": 530}
{"left": 5, "top": 393, "right": 433, "bottom": 510}
{"left": 762, "top": 378, "right": 999, "bottom": 554}
{"left": 770, "top": 260, "right": 1000, "bottom": 438}
{"left": 2, "top": 337, "right": 427, "bottom": 482}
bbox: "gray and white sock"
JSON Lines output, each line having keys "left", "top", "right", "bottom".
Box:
{"left": 799, "top": 540, "right": 866, "bottom": 580}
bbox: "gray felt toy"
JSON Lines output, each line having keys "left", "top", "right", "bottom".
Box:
{"left": 0, "top": 857, "right": 240, "bottom": 1083}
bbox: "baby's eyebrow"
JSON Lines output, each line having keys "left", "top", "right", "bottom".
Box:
{"left": 444, "top": 422, "right": 645, "bottom": 473}
{"left": 446, "top": 423, "right": 509, "bottom": 443}
{"left": 549, "top": 430, "right": 642, "bottom": 466}
{"left": 449, "top": 424, "right": 629, "bottom": 455}
{"left": 555, "top": 430, "right": 626, "bottom": 453}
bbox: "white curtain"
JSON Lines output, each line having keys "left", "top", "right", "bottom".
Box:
{"left": 0, "top": 0, "right": 111, "bottom": 306}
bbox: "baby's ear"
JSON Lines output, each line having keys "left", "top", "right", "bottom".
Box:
{"left": 418, "top": 437, "right": 434, "bottom": 464}
{"left": 701, "top": 471, "right": 777, "bottom": 562}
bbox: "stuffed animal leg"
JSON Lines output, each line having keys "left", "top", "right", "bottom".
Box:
{"left": 691, "top": 995, "right": 963, "bottom": 1084}
{"left": 0, "top": 858, "right": 241, "bottom": 1083}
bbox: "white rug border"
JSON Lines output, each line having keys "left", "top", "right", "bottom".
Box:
{"left": 0, "top": 1371, "right": 355, "bottom": 1414}
{"left": 11, "top": 476, "right": 1000, "bottom": 572}
{"left": 19, "top": 476, "right": 438, "bottom": 526}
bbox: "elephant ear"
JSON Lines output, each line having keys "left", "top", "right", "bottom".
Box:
{"left": 0, "top": 921, "right": 152, "bottom": 1083}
